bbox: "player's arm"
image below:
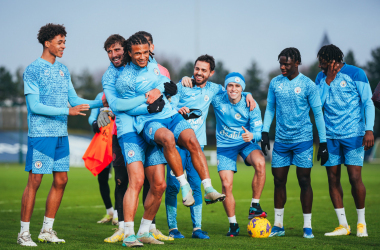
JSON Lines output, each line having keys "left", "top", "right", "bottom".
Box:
{"left": 67, "top": 77, "right": 103, "bottom": 109}
{"left": 315, "top": 72, "right": 330, "bottom": 106}
{"left": 102, "top": 68, "right": 147, "bottom": 112}
{"left": 355, "top": 70, "right": 375, "bottom": 150}
{"left": 248, "top": 101, "right": 263, "bottom": 143}
{"left": 88, "top": 92, "right": 103, "bottom": 125}
{"left": 261, "top": 82, "right": 276, "bottom": 155}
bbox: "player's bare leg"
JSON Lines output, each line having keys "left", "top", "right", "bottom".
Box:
{"left": 124, "top": 162, "right": 144, "bottom": 223}
{"left": 325, "top": 165, "right": 351, "bottom": 236}
{"left": 21, "top": 173, "right": 44, "bottom": 222}
{"left": 219, "top": 170, "right": 235, "bottom": 217}
{"left": 347, "top": 165, "right": 367, "bottom": 237}
{"left": 245, "top": 150, "right": 267, "bottom": 218}
{"left": 135, "top": 164, "right": 166, "bottom": 245}
{"left": 178, "top": 129, "right": 225, "bottom": 205}
{"left": 296, "top": 167, "right": 312, "bottom": 214}
{"left": 45, "top": 172, "right": 68, "bottom": 218}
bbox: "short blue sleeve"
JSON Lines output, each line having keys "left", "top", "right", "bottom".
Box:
{"left": 24, "top": 66, "right": 39, "bottom": 95}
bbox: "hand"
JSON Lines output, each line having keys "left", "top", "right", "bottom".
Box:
{"left": 261, "top": 132, "right": 270, "bottom": 156}
{"left": 147, "top": 95, "right": 165, "bottom": 113}
{"left": 97, "top": 110, "right": 114, "bottom": 128}
{"left": 102, "top": 95, "right": 109, "bottom": 107}
{"left": 181, "top": 109, "right": 202, "bottom": 120}
{"left": 69, "top": 104, "right": 89, "bottom": 116}
{"left": 325, "top": 60, "right": 341, "bottom": 85}
{"left": 178, "top": 106, "right": 190, "bottom": 115}
{"left": 246, "top": 94, "right": 256, "bottom": 111}
{"left": 146, "top": 88, "right": 161, "bottom": 104}
{"left": 164, "top": 81, "right": 177, "bottom": 96}
{"left": 242, "top": 126, "right": 253, "bottom": 142}
{"left": 181, "top": 77, "right": 193, "bottom": 88}
{"left": 317, "top": 142, "right": 329, "bottom": 165}
{"left": 363, "top": 131, "right": 374, "bottom": 151}
{"left": 92, "top": 120, "right": 100, "bottom": 133}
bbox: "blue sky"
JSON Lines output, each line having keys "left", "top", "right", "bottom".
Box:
{"left": 1, "top": 0, "right": 379, "bottom": 78}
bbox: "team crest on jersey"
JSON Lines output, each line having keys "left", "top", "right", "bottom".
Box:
{"left": 235, "top": 77, "right": 240, "bottom": 83}
{"left": 340, "top": 81, "right": 347, "bottom": 87}
{"left": 59, "top": 70, "right": 64, "bottom": 77}
{"left": 149, "top": 127, "right": 153, "bottom": 135}
{"left": 128, "top": 150, "right": 135, "bottom": 158}
{"left": 235, "top": 113, "right": 241, "bottom": 120}
{"left": 294, "top": 87, "right": 301, "bottom": 94}
{"left": 204, "top": 95, "right": 209, "bottom": 102}
{"left": 35, "top": 161, "right": 42, "bottom": 169}
{"left": 154, "top": 68, "right": 159, "bottom": 75}
{"left": 44, "top": 70, "right": 50, "bottom": 76}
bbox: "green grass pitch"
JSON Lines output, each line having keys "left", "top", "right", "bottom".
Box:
{"left": 0, "top": 162, "right": 379, "bottom": 249}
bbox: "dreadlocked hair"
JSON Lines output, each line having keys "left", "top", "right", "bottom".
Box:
{"left": 122, "top": 34, "right": 154, "bottom": 65}
{"left": 278, "top": 47, "right": 302, "bottom": 64}
{"left": 317, "top": 44, "right": 344, "bottom": 63}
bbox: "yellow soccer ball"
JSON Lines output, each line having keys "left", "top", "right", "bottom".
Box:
{"left": 247, "top": 217, "right": 271, "bottom": 238}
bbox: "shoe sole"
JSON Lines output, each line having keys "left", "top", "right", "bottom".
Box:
{"left": 183, "top": 200, "right": 195, "bottom": 207}
{"left": 324, "top": 232, "right": 351, "bottom": 236}
{"left": 269, "top": 231, "right": 285, "bottom": 237}
{"left": 248, "top": 212, "right": 267, "bottom": 220}
{"left": 122, "top": 243, "right": 143, "bottom": 247}
{"left": 38, "top": 239, "right": 65, "bottom": 244}
{"left": 303, "top": 234, "right": 314, "bottom": 239}
{"left": 205, "top": 195, "right": 226, "bottom": 205}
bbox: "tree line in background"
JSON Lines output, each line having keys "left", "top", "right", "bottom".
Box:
{"left": 1, "top": 47, "right": 380, "bottom": 142}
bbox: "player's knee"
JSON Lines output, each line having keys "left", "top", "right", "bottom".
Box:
{"left": 54, "top": 175, "right": 68, "bottom": 188}
{"left": 348, "top": 175, "right": 362, "bottom": 186}
{"left": 185, "top": 135, "right": 200, "bottom": 152}
{"left": 222, "top": 181, "right": 233, "bottom": 193}
{"left": 28, "top": 176, "right": 43, "bottom": 189}
{"left": 153, "top": 180, "right": 167, "bottom": 196}
{"left": 273, "top": 177, "right": 286, "bottom": 188}
{"left": 160, "top": 132, "right": 176, "bottom": 148}
{"left": 253, "top": 160, "right": 266, "bottom": 177}
{"left": 298, "top": 176, "right": 311, "bottom": 189}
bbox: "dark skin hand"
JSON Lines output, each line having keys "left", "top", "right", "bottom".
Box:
{"left": 324, "top": 60, "right": 343, "bottom": 85}
{"left": 363, "top": 131, "right": 374, "bottom": 151}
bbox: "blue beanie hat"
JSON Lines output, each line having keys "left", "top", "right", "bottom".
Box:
{"left": 224, "top": 72, "right": 246, "bottom": 90}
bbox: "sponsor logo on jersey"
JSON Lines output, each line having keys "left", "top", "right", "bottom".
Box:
{"left": 294, "top": 87, "right": 301, "bottom": 94}
{"left": 154, "top": 68, "right": 159, "bottom": 75}
{"left": 235, "top": 113, "right": 241, "bottom": 119}
{"left": 235, "top": 77, "right": 240, "bottom": 83}
{"left": 59, "top": 70, "right": 64, "bottom": 77}
{"left": 340, "top": 81, "right": 347, "bottom": 87}
{"left": 254, "top": 120, "right": 262, "bottom": 126}
{"left": 278, "top": 83, "right": 283, "bottom": 90}
{"left": 128, "top": 150, "right": 135, "bottom": 157}
{"left": 35, "top": 161, "right": 42, "bottom": 169}
{"left": 149, "top": 127, "right": 153, "bottom": 135}
{"left": 204, "top": 95, "right": 209, "bottom": 102}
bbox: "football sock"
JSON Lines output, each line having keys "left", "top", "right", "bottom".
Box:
{"left": 149, "top": 223, "right": 156, "bottom": 231}
{"left": 274, "top": 208, "right": 284, "bottom": 228}
{"left": 20, "top": 221, "right": 30, "bottom": 234}
{"left": 201, "top": 178, "right": 212, "bottom": 189}
{"left": 335, "top": 208, "right": 349, "bottom": 228}
{"left": 124, "top": 221, "right": 135, "bottom": 237}
{"left": 106, "top": 207, "right": 114, "bottom": 215}
{"left": 119, "top": 221, "right": 124, "bottom": 230}
{"left": 176, "top": 174, "right": 189, "bottom": 187}
{"left": 193, "top": 227, "right": 201, "bottom": 231}
{"left": 228, "top": 215, "right": 237, "bottom": 224}
{"left": 303, "top": 213, "right": 312, "bottom": 228}
{"left": 251, "top": 198, "right": 260, "bottom": 206}
{"left": 42, "top": 216, "right": 54, "bottom": 232}
{"left": 137, "top": 218, "right": 152, "bottom": 236}
{"left": 113, "top": 210, "right": 118, "bottom": 219}
{"left": 356, "top": 208, "right": 366, "bottom": 225}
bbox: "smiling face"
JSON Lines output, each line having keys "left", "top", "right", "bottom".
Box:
{"left": 107, "top": 42, "right": 124, "bottom": 67}
{"left": 45, "top": 34, "right": 66, "bottom": 58}
{"left": 128, "top": 43, "right": 150, "bottom": 68}
{"left": 279, "top": 56, "right": 299, "bottom": 80}
{"left": 193, "top": 61, "right": 214, "bottom": 86}
{"left": 227, "top": 82, "right": 242, "bottom": 103}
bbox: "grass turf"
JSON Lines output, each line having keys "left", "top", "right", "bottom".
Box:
{"left": 0, "top": 162, "right": 379, "bottom": 249}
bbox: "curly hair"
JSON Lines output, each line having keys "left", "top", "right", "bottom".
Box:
{"left": 195, "top": 54, "right": 215, "bottom": 71}
{"left": 317, "top": 44, "right": 344, "bottom": 63}
{"left": 278, "top": 47, "right": 302, "bottom": 64}
{"left": 134, "top": 31, "right": 153, "bottom": 44}
{"left": 122, "top": 34, "right": 153, "bottom": 65}
{"left": 104, "top": 34, "right": 125, "bottom": 51}
{"left": 37, "top": 23, "right": 67, "bottom": 46}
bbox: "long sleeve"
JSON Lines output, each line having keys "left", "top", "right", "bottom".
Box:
{"left": 262, "top": 82, "right": 276, "bottom": 133}
{"left": 88, "top": 92, "right": 103, "bottom": 125}
{"left": 249, "top": 101, "right": 263, "bottom": 143}
{"left": 126, "top": 104, "right": 149, "bottom": 116}
{"left": 356, "top": 78, "right": 375, "bottom": 132}
{"left": 26, "top": 94, "right": 69, "bottom": 116}
{"left": 311, "top": 105, "right": 327, "bottom": 143}
{"left": 67, "top": 88, "right": 103, "bottom": 109}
